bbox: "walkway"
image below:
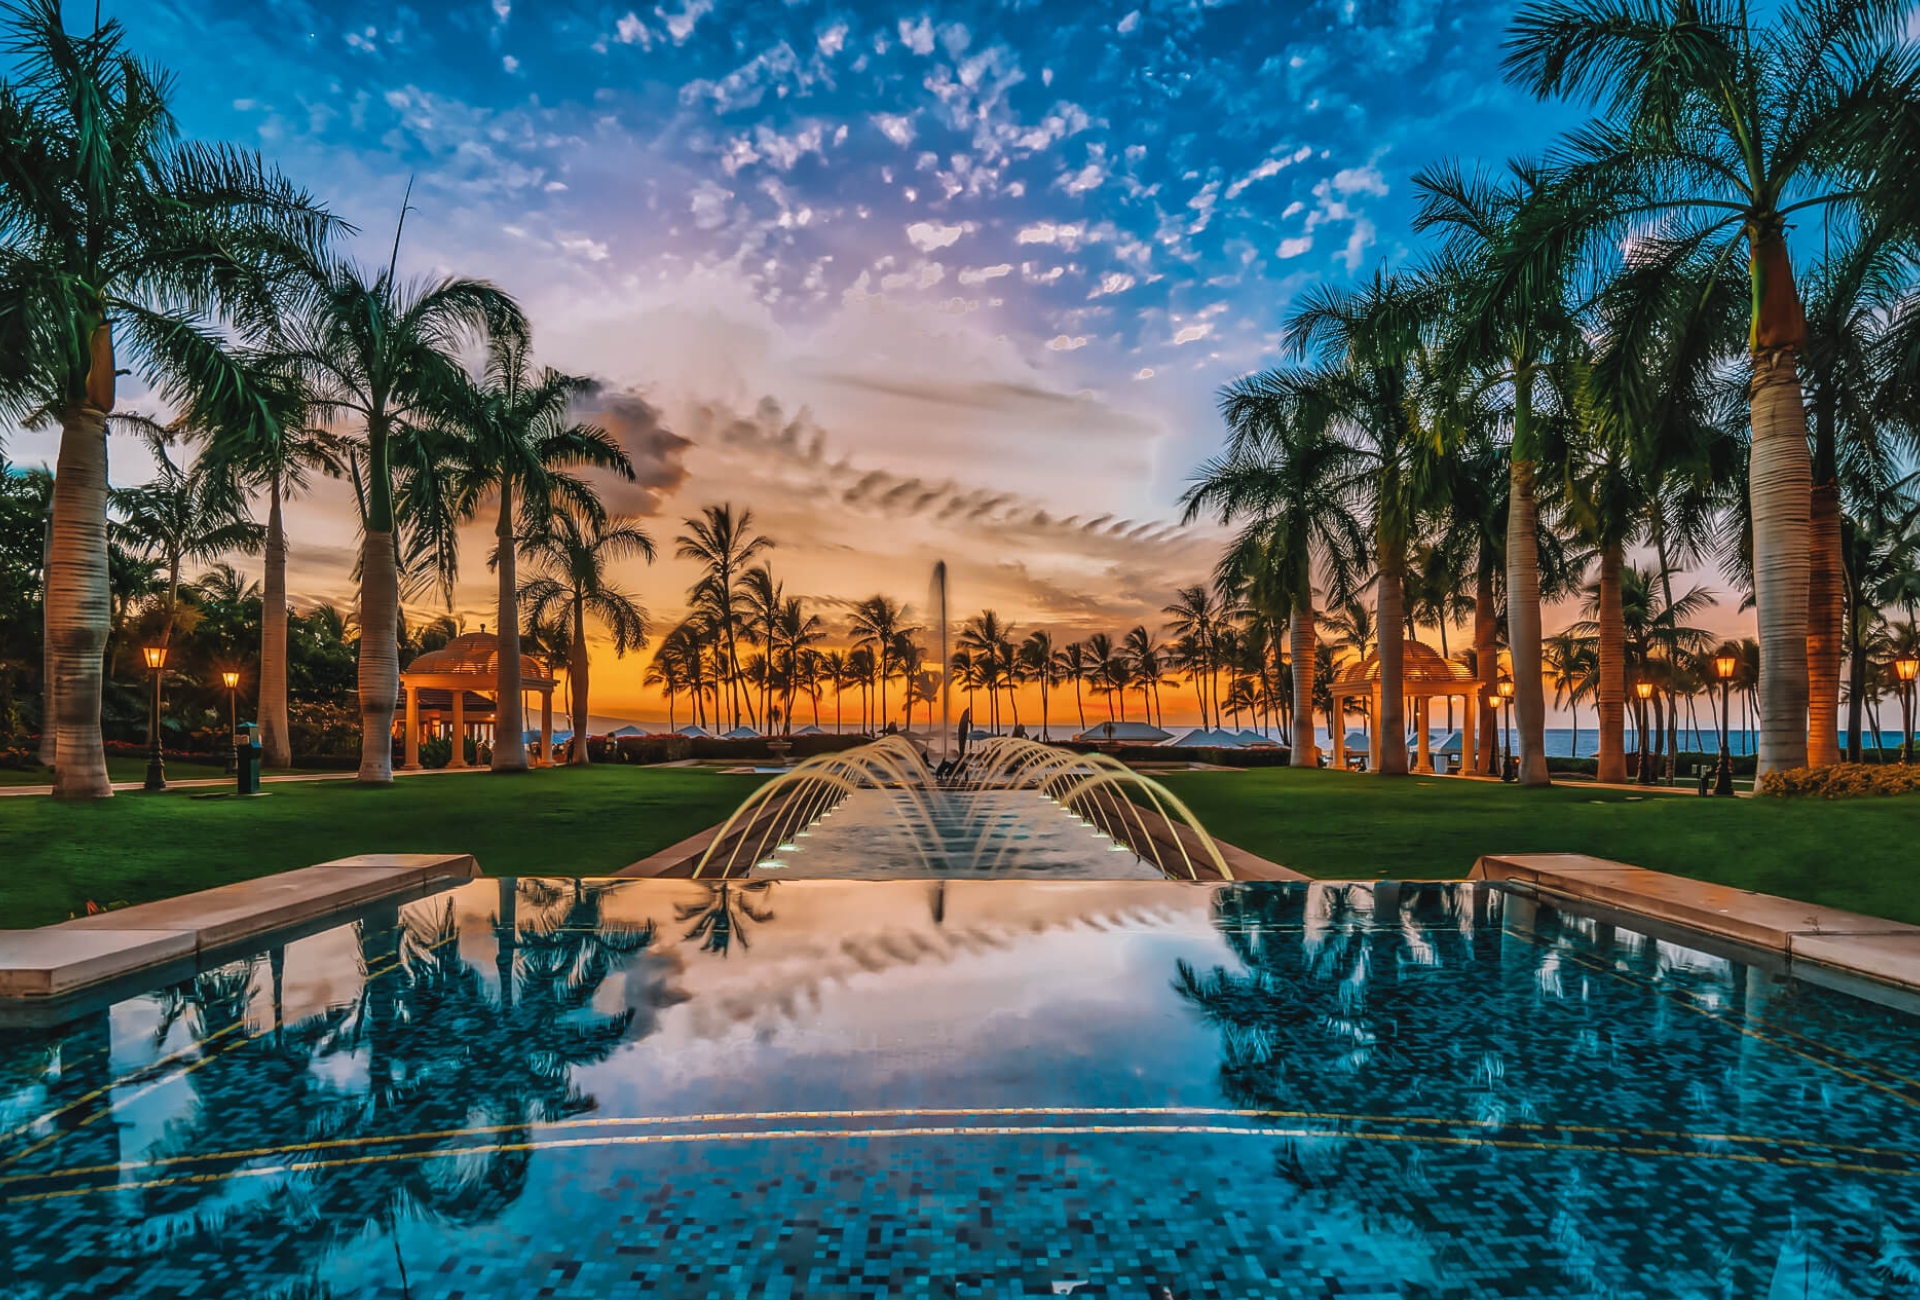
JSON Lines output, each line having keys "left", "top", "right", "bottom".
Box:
{"left": 0, "top": 765, "right": 485, "bottom": 799}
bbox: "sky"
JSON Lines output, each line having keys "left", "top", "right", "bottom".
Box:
{"left": 12, "top": 0, "right": 1636, "bottom": 725}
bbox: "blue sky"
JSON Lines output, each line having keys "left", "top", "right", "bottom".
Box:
{"left": 61, "top": 0, "right": 1586, "bottom": 711}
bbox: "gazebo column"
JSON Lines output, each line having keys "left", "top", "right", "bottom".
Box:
{"left": 1461, "top": 693, "right": 1477, "bottom": 775}
{"left": 538, "top": 689, "right": 554, "bottom": 768}
{"left": 1331, "top": 696, "right": 1346, "bottom": 770}
{"left": 450, "top": 690, "right": 468, "bottom": 769}
{"left": 1368, "top": 684, "right": 1382, "bottom": 772}
{"left": 1415, "top": 698, "right": 1433, "bottom": 773}
{"left": 402, "top": 685, "right": 420, "bottom": 771}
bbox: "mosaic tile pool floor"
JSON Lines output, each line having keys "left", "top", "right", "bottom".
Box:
{"left": 1, "top": 878, "right": 1917, "bottom": 1298}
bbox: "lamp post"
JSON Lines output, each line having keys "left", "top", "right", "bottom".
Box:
{"left": 142, "top": 643, "right": 169, "bottom": 791}
{"left": 1712, "top": 653, "right": 1737, "bottom": 796}
{"left": 1496, "top": 677, "right": 1516, "bottom": 782}
{"left": 1634, "top": 680, "right": 1655, "bottom": 785}
{"left": 222, "top": 670, "right": 241, "bottom": 776}
{"left": 1896, "top": 655, "right": 1919, "bottom": 764}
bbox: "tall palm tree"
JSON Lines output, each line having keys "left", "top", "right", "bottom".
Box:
{"left": 1500, "top": 0, "right": 1920, "bottom": 774}
{"left": 1240, "top": 274, "right": 1432, "bottom": 774}
{"left": 1543, "top": 628, "right": 1595, "bottom": 759}
{"left": 1416, "top": 160, "right": 1582, "bottom": 785}
{"left": 518, "top": 513, "right": 654, "bottom": 765}
{"left": 0, "top": 1, "right": 341, "bottom": 797}
{"left": 737, "top": 564, "right": 784, "bottom": 732}
{"left": 1059, "top": 641, "right": 1090, "bottom": 732}
{"left": 674, "top": 505, "right": 771, "bottom": 731}
{"left": 1084, "top": 631, "right": 1118, "bottom": 722}
{"left": 1185, "top": 392, "right": 1364, "bottom": 765}
{"left": 1017, "top": 630, "right": 1060, "bottom": 740}
{"left": 849, "top": 596, "right": 916, "bottom": 732}
{"left": 447, "top": 335, "right": 632, "bottom": 772}
{"left": 957, "top": 611, "right": 1014, "bottom": 733}
{"left": 1162, "top": 586, "right": 1226, "bottom": 730}
{"left": 288, "top": 252, "right": 524, "bottom": 784}
{"left": 770, "top": 596, "right": 822, "bottom": 735}
{"left": 1123, "top": 626, "right": 1169, "bottom": 729}
{"left": 820, "top": 649, "right": 851, "bottom": 733}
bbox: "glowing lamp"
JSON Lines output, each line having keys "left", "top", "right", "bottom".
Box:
{"left": 1634, "top": 680, "right": 1654, "bottom": 701}
{"left": 142, "top": 644, "right": 168, "bottom": 671}
{"left": 1896, "top": 656, "right": 1920, "bottom": 684}
{"left": 1496, "top": 679, "right": 1515, "bottom": 700}
{"left": 222, "top": 670, "right": 240, "bottom": 690}
{"left": 1714, "top": 654, "right": 1737, "bottom": 681}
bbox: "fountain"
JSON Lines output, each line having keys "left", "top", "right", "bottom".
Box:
{"left": 689, "top": 735, "right": 1231, "bottom": 882}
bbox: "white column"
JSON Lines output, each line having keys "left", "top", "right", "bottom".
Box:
{"left": 403, "top": 684, "right": 420, "bottom": 770}
{"left": 1415, "top": 698, "right": 1433, "bottom": 773}
{"left": 1331, "top": 696, "right": 1346, "bottom": 770}
{"left": 449, "top": 688, "right": 468, "bottom": 769}
{"left": 538, "top": 689, "right": 553, "bottom": 768}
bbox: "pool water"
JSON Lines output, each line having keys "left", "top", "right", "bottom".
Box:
{"left": 2, "top": 878, "right": 1916, "bottom": 1298}
{"left": 747, "top": 787, "right": 1163, "bottom": 879}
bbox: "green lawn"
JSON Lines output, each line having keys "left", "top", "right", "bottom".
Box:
{"left": 0, "top": 765, "right": 769, "bottom": 927}
{"left": 1155, "top": 767, "right": 1920, "bottom": 926}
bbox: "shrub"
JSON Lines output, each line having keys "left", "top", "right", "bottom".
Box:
{"left": 1759, "top": 763, "right": 1920, "bottom": 800}
{"left": 418, "top": 735, "right": 490, "bottom": 769}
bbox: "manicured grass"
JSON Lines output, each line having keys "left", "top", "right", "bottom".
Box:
{"left": 1155, "top": 767, "right": 1920, "bottom": 926}
{"left": 0, "top": 765, "right": 769, "bottom": 927}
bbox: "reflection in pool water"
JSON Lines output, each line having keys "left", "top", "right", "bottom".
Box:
{"left": 1, "top": 878, "right": 1916, "bottom": 1297}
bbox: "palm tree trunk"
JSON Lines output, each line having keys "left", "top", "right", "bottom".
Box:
{"left": 1473, "top": 564, "right": 1498, "bottom": 776}
{"left": 1805, "top": 481, "right": 1842, "bottom": 768}
{"left": 357, "top": 424, "right": 400, "bottom": 785}
{"left": 491, "top": 486, "right": 528, "bottom": 772}
{"left": 1846, "top": 628, "right": 1867, "bottom": 763}
{"left": 1749, "top": 348, "right": 1812, "bottom": 776}
{"left": 1291, "top": 600, "right": 1318, "bottom": 767}
{"left": 1074, "top": 677, "right": 1085, "bottom": 729}
{"left": 1506, "top": 456, "right": 1549, "bottom": 786}
{"left": 260, "top": 474, "right": 293, "bottom": 768}
{"left": 1596, "top": 541, "right": 1627, "bottom": 784}
{"left": 569, "top": 597, "right": 590, "bottom": 765}
{"left": 1376, "top": 540, "right": 1408, "bottom": 776}
{"left": 47, "top": 404, "right": 113, "bottom": 799}
{"left": 38, "top": 493, "right": 55, "bottom": 768}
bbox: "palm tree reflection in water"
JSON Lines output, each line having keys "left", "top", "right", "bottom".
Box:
{"left": 676, "top": 880, "right": 776, "bottom": 956}
{"left": 16, "top": 883, "right": 659, "bottom": 1297}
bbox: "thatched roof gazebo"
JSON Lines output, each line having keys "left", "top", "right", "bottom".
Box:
{"left": 1330, "top": 641, "right": 1480, "bottom": 774}
{"left": 398, "top": 632, "right": 558, "bottom": 769}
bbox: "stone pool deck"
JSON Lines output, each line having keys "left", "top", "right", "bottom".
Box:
{"left": 1473, "top": 853, "right": 1920, "bottom": 994}
{"left": 0, "top": 853, "right": 477, "bottom": 1001}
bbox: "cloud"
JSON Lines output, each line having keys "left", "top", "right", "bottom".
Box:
{"left": 1172, "top": 323, "right": 1212, "bottom": 345}
{"left": 816, "top": 22, "right": 847, "bottom": 56}
{"left": 1332, "top": 164, "right": 1388, "bottom": 197}
{"left": 1057, "top": 143, "right": 1108, "bottom": 196}
{"left": 872, "top": 112, "right": 916, "bottom": 146}
{"left": 905, "top": 220, "right": 965, "bottom": 251}
{"left": 614, "top": 12, "right": 651, "bottom": 46}
{"left": 576, "top": 388, "right": 693, "bottom": 516}
{"left": 1277, "top": 235, "right": 1313, "bottom": 258}
{"left": 689, "top": 178, "right": 732, "bottom": 229}
{"left": 1134, "top": 368, "right": 1155, "bottom": 379}
{"left": 1015, "top": 221, "right": 1087, "bottom": 249}
{"left": 656, "top": 0, "right": 713, "bottom": 44}
{"left": 957, "top": 264, "right": 1012, "bottom": 285}
{"left": 1225, "top": 144, "right": 1313, "bottom": 200}
{"left": 898, "top": 15, "right": 936, "bottom": 55}
{"left": 502, "top": 55, "right": 520, "bottom": 73}
{"left": 1088, "top": 272, "right": 1135, "bottom": 298}
{"left": 559, "top": 235, "right": 610, "bottom": 262}
{"left": 1046, "top": 335, "right": 1088, "bottom": 351}
{"left": 1116, "top": 9, "right": 1141, "bottom": 33}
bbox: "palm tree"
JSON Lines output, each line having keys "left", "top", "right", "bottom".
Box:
{"left": 849, "top": 596, "right": 916, "bottom": 732}
{"left": 111, "top": 440, "right": 264, "bottom": 657}
{"left": 1017, "top": 630, "right": 1060, "bottom": 740}
{"left": 1162, "top": 586, "right": 1226, "bottom": 730}
{"left": 847, "top": 645, "right": 876, "bottom": 733}
{"left": 1123, "top": 626, "right": 1170, "bottom": 729}
{"left": 1236, "top": 274, "right": 1433, "bottom": 774}
{"left": 1059, "top": 641, "right": 1090, "bottom": 732}
{"left": 287, "top": 251, "right": 524, "bottom": 784}
{"left": 1543, "top": 628, "right": 1595, "bottom": 760}
{"left": 820, "top": 649, "right": 851, "bottom": 733}
{"left": 1416, "top": 160, "right": 1583, "bottom": 785}
{"left": 518, "top": 513, "right": 654, "bottom": 765}
{"left": 1185, "top": 391, "right": 1364, "bottom": 765}
{"left": 1085, "top": 631, "right": 1118, "bottom": 722}
{"left": 447, "top": 335, "right": 632, "bottom": 772}
{"left": 957, "top": 611, "right": 1014, "bottom": 733}
{"left": 0, "top": 1, "right": 341, "bottom": 797}
{"left": 674, "top": 505, "right": 771, "bottom": 731}
{"left": 1500, "top": 0, "right": 1920, "bottom": 774}
{"left": 737, "top": 564, "right": 783, "bottom": 731}
{"left": 771, "top": 596, "right": 822, "bottom": 735}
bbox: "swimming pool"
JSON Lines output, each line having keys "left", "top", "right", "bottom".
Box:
{"left": 2, "top": 877, "right": 1915, "bottom": 1297}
